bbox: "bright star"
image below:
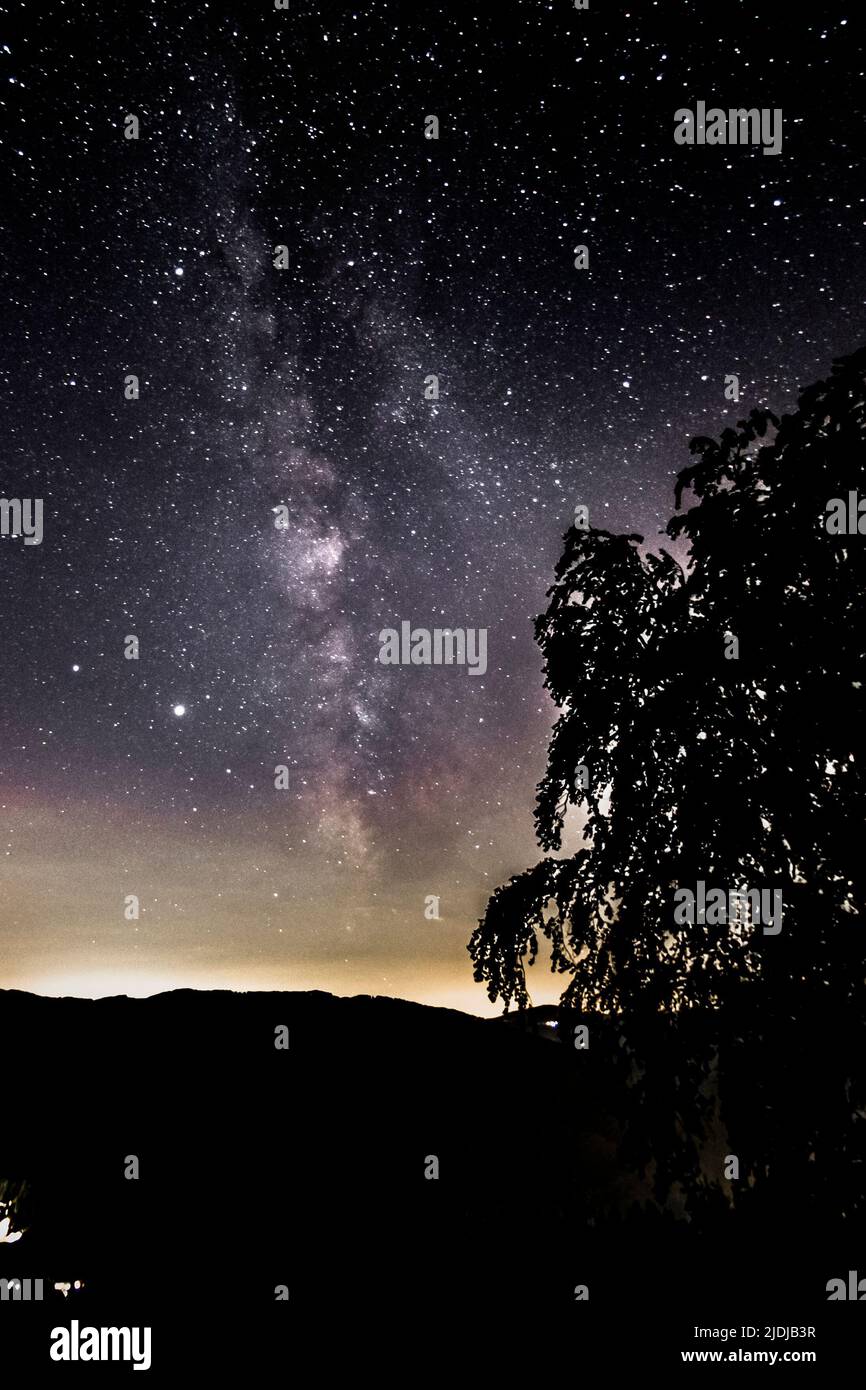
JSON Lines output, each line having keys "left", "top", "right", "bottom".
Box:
{"left": 173, "top": 705, "right": 186, "bottom": 717}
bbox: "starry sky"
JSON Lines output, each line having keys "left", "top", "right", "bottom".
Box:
{"left": 1, "top": 1, "right": 864, "bottom": 1013}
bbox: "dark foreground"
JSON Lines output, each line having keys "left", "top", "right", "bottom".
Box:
{"left": 1, "top": 988, "right": 863, "bottom": 1375}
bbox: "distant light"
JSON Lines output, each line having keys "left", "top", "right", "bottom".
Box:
{"left": 0, "top": 1212, "right": 22, "bottom": 1243}
{"left": 173, "top": 704, "right": 186, "bottom": 717}
{"left": 174, "top": 267, "right": 184, "bottom": 277}
{"left": 72, "top": 664, "right": 80, "bottom": 672}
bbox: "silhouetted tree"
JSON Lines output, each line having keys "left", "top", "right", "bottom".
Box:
{"left": 469, "top": 346, "right": 866, "bottom": 1219}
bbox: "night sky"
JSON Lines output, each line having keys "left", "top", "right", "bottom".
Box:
{"left": 1, "top": 1, "right": 864, "bottom": 1012}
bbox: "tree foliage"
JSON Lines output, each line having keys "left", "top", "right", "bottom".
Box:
{"left": 468, "top": 347, "right": 866, "bottom": 1215}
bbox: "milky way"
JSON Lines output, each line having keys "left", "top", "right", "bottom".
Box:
{"left": 1, "top": 2, "right": 864, "bottom": 1010}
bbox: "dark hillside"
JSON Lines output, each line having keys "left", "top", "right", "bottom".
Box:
{"left": 2, "top": 990, "right": 863, "bottom": 1372}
